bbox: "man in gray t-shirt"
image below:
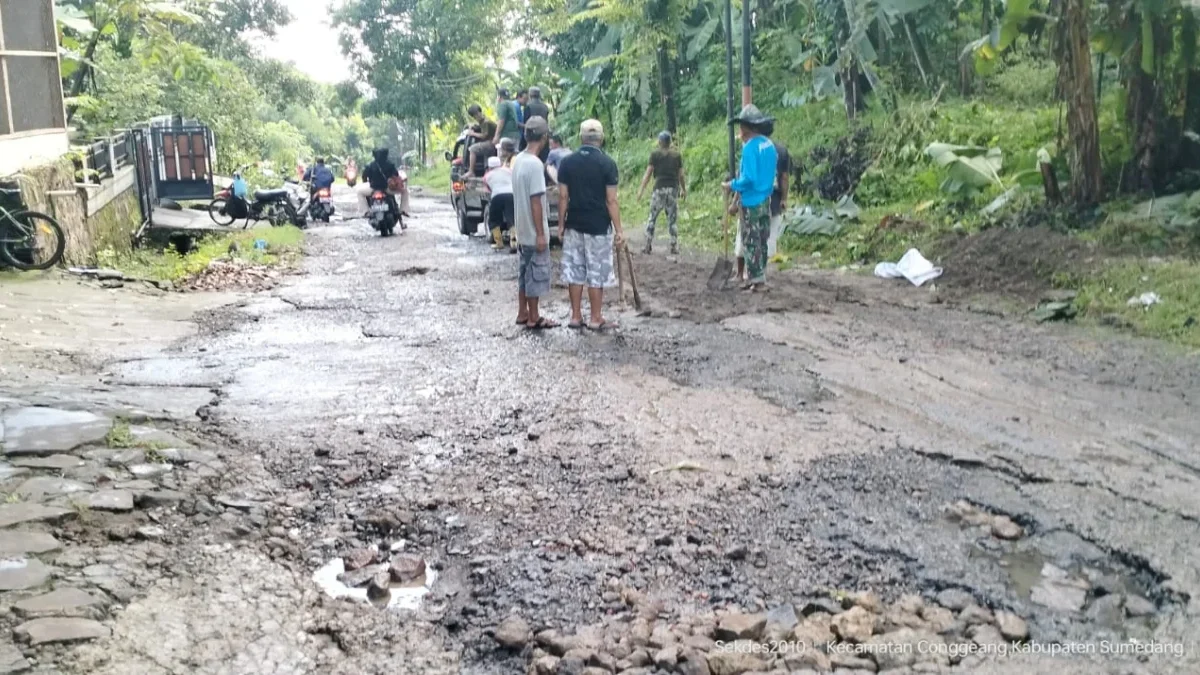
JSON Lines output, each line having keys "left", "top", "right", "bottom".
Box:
{"left": 511, "top": 116, "right": 557, "bottom": 329}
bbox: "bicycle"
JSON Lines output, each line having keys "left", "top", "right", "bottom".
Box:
{"left": 0, "top": 187, "right": 66, "bottom": 271}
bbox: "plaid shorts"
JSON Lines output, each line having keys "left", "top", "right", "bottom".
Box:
{"left": 560, "top": 229, "right": 616, "bottom": 288}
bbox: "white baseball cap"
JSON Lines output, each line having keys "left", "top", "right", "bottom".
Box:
{"left": 487, "top": 156, "right": 501, "bottom": 169}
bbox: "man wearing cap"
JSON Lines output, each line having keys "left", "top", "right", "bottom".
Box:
{"left": 511, "top": 116, "right": 558, "bottom": 329}
{"left": 724, "top": 104, "right": 778, "bottom": 292}
{"left": 526, "top": 87, "right": 551, "bottom": 125}
{"left": 556, "top": 119, "right": 625, "bottom": 330}
{"left": 637, "top": 131, "right": 687, "bottom": 254}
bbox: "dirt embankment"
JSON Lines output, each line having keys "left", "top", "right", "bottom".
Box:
{"left": 932, "top": 227, "right": 1098, "bottom": 301}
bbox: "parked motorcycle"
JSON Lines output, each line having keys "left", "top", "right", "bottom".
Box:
{"left": 209, "top": 166, "right": 308, "bottom": 229}
{"left": 308, "top": 186, "right": 335, "bottom": 223}
{"left": 367, "top": 190, "right": 397, "bottom": 236}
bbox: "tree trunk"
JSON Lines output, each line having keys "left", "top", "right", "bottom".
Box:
{"left": 982, "top": 0, "right": 992, "bottom": 35}
{"left": 657, "top": 45, "right": 678, "bottom": 134}
{"left": 1125, "top": 18, "right": 1163, "bottom": 192}
{"left": 1057, "top": 0, "right": 1103, "bottom": 205}
{"left": 903, "top": 17, "right": 935, "bottom": 89}
{"left": 66, "top": 30, "right": 103, "bottom": 123}
{"left": 842, "top": 63, "right": 865, "bottom": 119}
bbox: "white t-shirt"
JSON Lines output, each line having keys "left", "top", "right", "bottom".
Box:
{"left": 483, "top": 166, "right": 513, "bottom": 195}
{"left": 512, "top": 151, "right": 548, "bottom": 246}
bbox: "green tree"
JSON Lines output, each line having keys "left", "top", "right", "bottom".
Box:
{"left": 335, "top": 0, "right": 513, "bottom": 129}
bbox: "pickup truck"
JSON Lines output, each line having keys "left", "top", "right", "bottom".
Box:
{"left": 446, "top": 130, "right": 560, "bottom": 243}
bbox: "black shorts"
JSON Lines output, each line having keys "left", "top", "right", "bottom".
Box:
{"left": 489, "top": 193, "right": 514, "bottom": 229}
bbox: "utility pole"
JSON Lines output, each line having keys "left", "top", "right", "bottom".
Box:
{"left": 724, "top": 0, "right": 736, "bottom": 177}
{"left": 741, "top": 0, "right": 752, "bottom": 106}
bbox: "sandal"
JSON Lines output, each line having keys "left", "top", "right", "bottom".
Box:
{"left": 587, "top": 319, "right": 618, "bottom": 332}
{"left": 515, "top": 317, "right": 529, "bottom": 325}
{"left": 567, "top": 321, "right": 585, "bottom": 329}
{"left": 526, "top": 317, "right": 560, "bottom": 330}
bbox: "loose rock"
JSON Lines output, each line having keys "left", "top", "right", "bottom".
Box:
{"left": 1124, "top": 595, "right": 1156, "bottom": 618}
{"left": 706, "top": 642, "right": 767, "bottom": 675}
{"left": 990, "top": 516, "right": 1023, "bottom": 540}
{"left": 13, "top": 587, "right": 106, "bottom": 619}
{"left": 0, "top": 638, "right": 30, "bottom": 674}
{"left": 959, "top": 604, "right": 994, "bottom": 626}
{"left": 994, "top": 611, "right": 1029, "bottom": 641}
{"left": 0, "top": 530, "right": 61, "bottom": 556}
{"left": 366, "top": 571, "right": 390, "bottom": 603}
{"left": 10, "top": 454, "right": 84, "bottom": 470}
{"left": 0, "top": 557, "right": 51, "bottom": 591}
{"left": 389, "top": 554, "right": 426, "bottom": 583}
{"left": 342, "top": 548, "right": 378, "bottom": 572}
{"left": 1, "top": 408, "right": 110, "bottom": 456}
{"left": 494, "top": 615, "right": 531, "bottom": 650}
{"left": 82, "top": 490, "right": 135, "bottom": 512}
{"left": 935, "top": 589, "right": 974, "bottom": 612}
{"left": 831, "top": 606, "right": 876, "bottom": 643}
{"left": 13, "top": 617, "right": 110, "bottom": 645}
{"left": 715, "top": 613, "right": 766, "bottom": 642}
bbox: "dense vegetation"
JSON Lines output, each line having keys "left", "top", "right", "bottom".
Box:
{"left": 56, "top": 0, "right": 416, "bottom": 178}
{"left": 62, "top": 0, "right": 1200, "bottom": 344}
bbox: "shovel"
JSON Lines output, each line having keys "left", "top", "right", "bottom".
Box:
{"left": 621, "top": 241, "right": 643, "bottom": 311}
{"left": 707, "top": 194, "right": 734, "bottom": 290}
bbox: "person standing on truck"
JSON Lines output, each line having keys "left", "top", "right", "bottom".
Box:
{"left": 515, "top": 89, "right": 529, "bottom": 151}
{"left": 493, "top": 89, "right": 521, "bottom": 151}
{"left": 465, "top": 104, "right": 498, "bottom": 178}
{"left": 526, "top": 87, "right": 550, "bottom": 126}
{"left": 637, "top": 131, "right": 686, "bottom": 255}
{"left": 512, "top": 116, "right": 558, "bottom": 330}
{"left": 484, "top": 156, "right": 514, "bottom": 251}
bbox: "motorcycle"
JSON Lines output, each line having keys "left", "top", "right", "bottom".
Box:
{"left": 209, "top": 166, "right": 309, "bottom": 229}
{"left": 308, "top": 186, "right": 335, "bottom": 223}
{"left": 367, "top": 190, "right": 397, "bottom": 236}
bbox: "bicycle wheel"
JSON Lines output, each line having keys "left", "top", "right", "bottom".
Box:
{"left": 208, "top": 198, "right": 235, "bottom": 227}
{"left": 0, "top": 211, "right": 65, "bottom": 270}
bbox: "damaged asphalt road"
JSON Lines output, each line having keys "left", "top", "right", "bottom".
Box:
{"left": 5, "top": 194, "right": 1200, "bottom": 674}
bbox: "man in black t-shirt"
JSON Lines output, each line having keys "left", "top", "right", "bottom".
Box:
{"left": 556, "top": 119, "right": 625, "bottom": 331}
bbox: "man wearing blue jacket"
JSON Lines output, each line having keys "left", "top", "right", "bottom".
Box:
{"left": 724, "top": 105, "right": 777, "bottom": 292}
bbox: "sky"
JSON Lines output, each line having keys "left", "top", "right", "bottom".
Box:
{"left": 249, "top": 0, "right": 354, "bottom": 84}
{"left": 247, "top": 0, "right": 521, "bottom": 88}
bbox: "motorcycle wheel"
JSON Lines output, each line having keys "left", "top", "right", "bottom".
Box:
{"left": 209, "top": 198, "right": 235, "bottom": 227}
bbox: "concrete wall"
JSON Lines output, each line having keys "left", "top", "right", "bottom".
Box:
{"left": 0, "top": 132, "right": 70, "bottom": 177}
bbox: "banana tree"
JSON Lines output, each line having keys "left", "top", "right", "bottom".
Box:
{"left": 799, "top": 0, "right": 934, "bottom": 117}
{"left": 56, "top": 0, "right": 203, "bottom": 120}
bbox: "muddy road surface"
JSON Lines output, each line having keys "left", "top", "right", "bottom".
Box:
{"left": 4, "top": 193, "right": 1199, "bottom": 674}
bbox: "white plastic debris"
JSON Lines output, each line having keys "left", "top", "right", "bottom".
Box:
{"left": 1127, "top": 292, "right": 1161, "bottom": 308}
{"left": 874, "top": 248, "right": 944, "bottom": 287}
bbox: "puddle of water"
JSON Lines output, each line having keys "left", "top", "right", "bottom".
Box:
{"left": 312, "top": 557, "right": 437, "bottom": 611}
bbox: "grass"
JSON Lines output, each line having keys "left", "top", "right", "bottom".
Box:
{"left": 1064, "top": 259, "right": 1200, "bottom": 348}
{"left": 97, "top": 226, "right": 304, "bottom": 284}
{"left": 599, "top": 86, "right": 1200, "bottom": 347}
{"left": 407, "top": 165, "right": 449, "bottom": 195}
{"left": 105, "top": 418, "right": 174, "bottom": 453}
